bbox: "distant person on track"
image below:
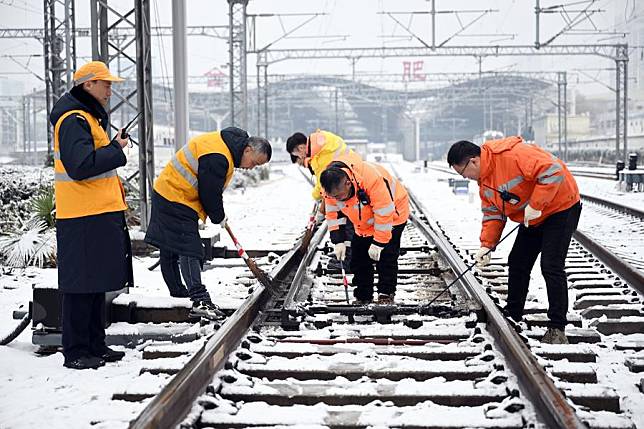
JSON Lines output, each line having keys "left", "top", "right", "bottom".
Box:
{"left": 286, "top": 129, "right": 362, "bottom": 271}
{"left": 447, "top": 137, "right": 581, "bottom": 344}
{"left": 145, "top": 128, "right": 271, "bottom": 320}
{"left": 319, "top": 156, "right": 409, "bottom": 305}
{"left": 50, "top": 61, "right": 132, "bottom": 370}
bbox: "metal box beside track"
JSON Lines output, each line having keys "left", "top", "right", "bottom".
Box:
{"left": 31, "top": 286, "right": 128, "bottom": 347}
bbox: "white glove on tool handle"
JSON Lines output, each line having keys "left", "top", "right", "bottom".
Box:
{"left": 475, "top": 247, "right": 492, "bottom": 267}
{"left": 334, "top": 242, "right": 349, "bottom": 261}
{"left": 219, "top": 215, "right": 228, "bottom": 228}
{"left": 368, "top": 243, "right": 384, "bottom": 261}
{"left": 523, "top": 205, "right": 542, "bottom": 227}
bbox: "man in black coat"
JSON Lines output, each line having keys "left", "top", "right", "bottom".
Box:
{"left": 50, "top": 61, "right": 132, "bottom": 370}
{"left": 145, "top": 128, "right": 271, "bottom": 320}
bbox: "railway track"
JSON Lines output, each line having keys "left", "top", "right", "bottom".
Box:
{"left": 575, "top": 193, "right": 644, "bottom": 285}
{"left": 119, "top": 175, "right": 643, "bottom": 428}
{"left": 426, "top": 163, "right": 644, "bottom": 285}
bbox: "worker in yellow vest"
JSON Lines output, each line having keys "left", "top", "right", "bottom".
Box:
{"left": 286, "top": 130, "right": 361, "bottom": 271}
{"left": 49, "top": 61, "right": 132, "bottom": 370}
{"left": 145, "top": 128, "right": 271, "bottom": 319}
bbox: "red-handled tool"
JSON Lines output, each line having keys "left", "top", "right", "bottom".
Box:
{"left": 224, "top": 222, "right": 274, "bottom": 292}
{"left": 300, "top": 201, "right": 320, "bottom": 253}
{"left": 341, "top": 263, "right": 350, "bottom": 304}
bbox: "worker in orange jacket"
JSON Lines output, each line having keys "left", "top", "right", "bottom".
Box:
{"left": 319, "top": 156, "right": 409, "bottom": 304}
{"left": 286, "top": 130, "right": 362, "bottom": 271}
{"left": 447, "top": 137, "right": 581, "bottom": 344}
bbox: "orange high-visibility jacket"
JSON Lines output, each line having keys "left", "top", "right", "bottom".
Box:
{"left": 478, "top": 136, "right": 580, "bottom": 248}
{"left": 305, "top": 129, "right": 362, "bottom": 201}
{"left": 324, "top": 156, "right": 409, "bottom": 244}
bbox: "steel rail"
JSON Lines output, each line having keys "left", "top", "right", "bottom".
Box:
{"left": 129, "top": 226, "right": 325, "bottom": 429}
{"left": 406, "top": 188, "right": 586, "bottom": 429}
{"left": 580, "top": 192, "right": 644, "bottom": 220}
{"left": 570, "top": 169, "right": 616, "bottom": 180}
{"left": 573, "top": 230, "right": 644, "bottom": 295}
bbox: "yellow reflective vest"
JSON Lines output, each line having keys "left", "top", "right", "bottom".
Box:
{"left": 154, "top": 132, "right": 234, "bottom": 221}
{"left": 54, "top": 110, "right": 127, "bottom": 219}
{"left": 307, "top": 130, "right": 362, "bottom": 201}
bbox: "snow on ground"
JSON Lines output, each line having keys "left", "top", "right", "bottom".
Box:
{"left": 1, "top": 158, "right": 642, "bottom": 428}
{"left": 0, "top": 162, "right": 312, "bottom": 429}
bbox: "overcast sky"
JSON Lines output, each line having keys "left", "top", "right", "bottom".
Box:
{"left": 0, "top": 0, "right": 642, "bottom": 96}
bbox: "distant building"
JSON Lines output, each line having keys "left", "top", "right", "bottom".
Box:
{"left": 532, "top": 113, "right": 591, "bottom": 150}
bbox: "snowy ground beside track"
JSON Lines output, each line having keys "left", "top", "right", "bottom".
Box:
{"left": 0, "top": 159, "right": 642, "bottom": 428}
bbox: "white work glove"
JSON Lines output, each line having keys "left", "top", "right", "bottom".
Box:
{"left": 523, "top": 204, "right": 542, "bottom": 227}
{"left": 475, "top": 247, "right": 492, "bottom": 267}
{"left": 368, "top": 243, "right": 384, "bottom": 261}
{"left": 219, "top": 215, "right": 228, "bottom": 228}
{"left": 315, "top": 211, "right": 325, "bottom": 223}
{"left": 333, "top": 241, "right": 350, "bottom": 261}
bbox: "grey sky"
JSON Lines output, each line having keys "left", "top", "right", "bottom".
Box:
{"left": 0, "top": 0, "right": 642, "bottom": 96}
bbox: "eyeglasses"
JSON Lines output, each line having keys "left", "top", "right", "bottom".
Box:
{"left": 456, "top": 158, "right": 471, "bottom": 177}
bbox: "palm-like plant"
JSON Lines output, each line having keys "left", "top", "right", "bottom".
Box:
{"left": 0, "top": 221, "right": 56, "bottom": 268}
{"left": 0, "top": 185, "right": 57, "bottom": 268}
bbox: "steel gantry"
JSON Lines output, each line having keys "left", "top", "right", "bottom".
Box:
{"left": 89, "top": 0, "right": 154, "bottom": 229}
{"left": 228, "top": 0, "right": 249, "bottom": 130}
{"left": 43, "top": 0, "right": 76, "bottom": 156}
{"left": 246, "top": 43, "right": 628, "bottom": 161}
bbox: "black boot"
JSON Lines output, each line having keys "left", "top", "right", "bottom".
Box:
{"left": 64, "top": 355, "right": 105, "bottom": 370}
{"left": 92, "top": 346, "right": 125, "bottom": 362}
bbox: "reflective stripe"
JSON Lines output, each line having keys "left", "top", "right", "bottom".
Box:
{"left": 181, "top": 146, "right": 199, "bottom": 172}
{"left": 328, "top": 217, "right": 347, "bottom": 227}
{"left": 352, "top": 204, "right": 360, "bottom": 210}
{"left": 374, "top": 222, "right": 393, "bottom": 231}
{"left": 326, "top": 204, "right": 341, "bottom": 212}
{"left": 55, "top": 169, "right": 117, "bottom": 182}
{"left": 484, "top": 189, "right": 494, "bottom": 199}
{"left": 481, "top": 205, "right": 499, "bottom": 213}
{"left": 499, "top": 175, "right": 524, "bottom": 191}
{"left": 374, "top": 202, "right": 395, "bottom": 216}
{"left": 335, "top": 201, "right": 346, "bottom": 209}
{"left": 54, "top": 152, "right": 61, "bottom": 160}
{"left": 171, "top": 157, "right": 198, "bottom": 190}
{"left": 483, "top": 214, "right": 504, "bottom": 222}
{"left": 537, "top": 163, "right": 562, "bottom": 179}
{"left": 367, "top": 218, "right": 375, "bottom": 225}
{"left": 538, "top": 174, "right": 564, "bottom": 185}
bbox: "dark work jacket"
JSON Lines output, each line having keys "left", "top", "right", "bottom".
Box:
{"left": 50, "top": 86, "right": 133, "bottom": 294}
{"left": 144, "top": 127, "right": 247, "bottom": 258}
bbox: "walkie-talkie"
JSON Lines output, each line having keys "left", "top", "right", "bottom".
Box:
{"left": 121, "top": 112, "right": 142, "bottom": 140}
{"left": 483, "top": 184, "right": 520, "bottom": 205}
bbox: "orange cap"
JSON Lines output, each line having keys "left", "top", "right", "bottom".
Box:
{"left": 73, "top": 61, "right": 123, "bottom": 85}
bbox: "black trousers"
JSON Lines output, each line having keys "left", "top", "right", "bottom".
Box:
{"left": 159, "top": 248, "right": 211, "bottom": 303}
{"left": 351, "top": 222, "right": 406, "bottom": 301}
{"left": 62, "top": 292, "right": 106, "bottom": 362}
{"left": 506, "top": 202, "right": 582, "bottom": 330}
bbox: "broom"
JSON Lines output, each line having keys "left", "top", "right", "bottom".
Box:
{"left": 224, "top": 222, "right": 274, "bottom": 292}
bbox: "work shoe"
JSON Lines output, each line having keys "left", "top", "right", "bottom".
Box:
{"left": 377, "top": 293, "right": 395, "bottom": 305}
{"left": 190, "top": 301, "right": 226, "bottom": 320}
{"left": 541, "top": 327, "right": 569, "bottom": 345}
{"left": 64, "top": 355, "right": 105, "bottom": 370}
{"left": 92, "top": 346, "right": 125, "bottom": 362}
